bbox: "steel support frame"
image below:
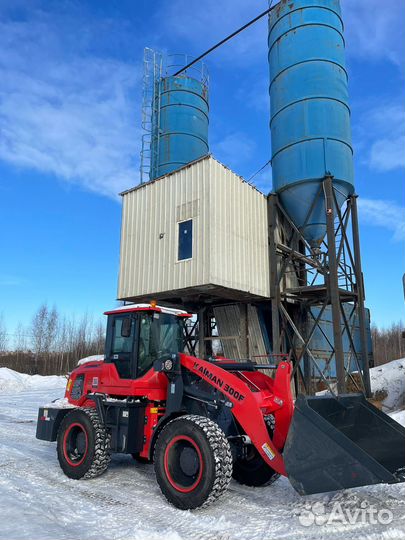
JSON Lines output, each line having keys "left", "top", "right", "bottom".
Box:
{"left": 182, "top": 301, "right": 254, "bottom": 361}
{"left": 268, "top": 177, "right": 371, "bottom": 396}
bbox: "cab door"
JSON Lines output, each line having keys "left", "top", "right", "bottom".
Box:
{"left": 105, "top": 314, "right": 139, "bottom": 379}
{"left": 137, "top": 313, "right": 160, "bottom": 377}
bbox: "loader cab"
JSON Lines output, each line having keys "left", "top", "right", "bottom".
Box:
{"left": 104, "top": 305, "right": 188, "bottom": 379}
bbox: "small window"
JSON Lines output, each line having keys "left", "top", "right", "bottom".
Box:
{"left": 110, "top": 316, "right": 135, "bottom": 379}
{"left": 178, "top": 219, "right": 193, "bottom": 261}
{"left": 112, "top": 317, "right": 135, "bottom": 354}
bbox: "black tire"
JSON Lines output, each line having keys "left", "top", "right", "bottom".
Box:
{"left": 154, "top": 415, "right": 233, "bottom": 510}
{"left": 57, "top": 408, "right": 111, "bottom": 480}
{"left": 232, "top": 445, "right": 280, "bottom": 487}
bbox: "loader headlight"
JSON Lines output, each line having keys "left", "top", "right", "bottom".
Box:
{"left": 164, "top": 359, "right": 174, "bottom": 371}
{"left": 70, "top": 375, "right": 85, "bottom": 400}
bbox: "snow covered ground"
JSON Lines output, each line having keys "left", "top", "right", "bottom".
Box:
{"left": 0, "top": 369, "right": 404, "bottom": 540}
{"left": 389, "top": 409, "right": 405, "bottom": 426}
{"left": 370, "top": 358, "right": 405, "bottom": 411}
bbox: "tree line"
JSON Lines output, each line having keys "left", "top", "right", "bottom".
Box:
{"left": 0, "top": 305, "right": 403, "bottom": 375}
{"left": 371, "top": 321, "right": 405, "bottom": 366}
{"left": 0, "top": 304, "right": 105, "bottom": 375}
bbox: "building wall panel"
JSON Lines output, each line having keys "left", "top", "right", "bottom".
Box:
{"left": 118, "top": 156, "right": 270, "bottom": 301}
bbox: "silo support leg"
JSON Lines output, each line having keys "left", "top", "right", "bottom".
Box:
{"left": 239, "top": 303, "right": 249, "bottom": 359}
{"left": 351, "top": 196, "right": 372, "bottom": 397}
{"left": 324, "top": 176, "right": 346, "bottom": 394}
{"left": 268, "top": 193, "right": 280, "bottom": 353}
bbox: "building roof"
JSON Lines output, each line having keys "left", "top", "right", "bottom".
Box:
{"left": 120, "top": 154, "right": 267, "bottom": 197}
{"left": 104, "top": 303, "right": 191, "bottom": 317}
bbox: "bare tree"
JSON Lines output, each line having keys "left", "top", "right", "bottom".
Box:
{"left": 44, "top": 306, "right": 58, "bottom": 352}
{"left": 30, "top": 304, "right": 60, "bottom": 373}
{"left": 0, "top": 314, "right": 7, "bottom": 353}
{"left": 93, "top": 320, "right": 106, "bottom": 355}
{"left": 55, "top": 316, "right": 68, "bottom": 374}
{"left": 14, "top": 322, "right": 29, "bottom": 353}
{"left": 31, "top": 304, "right": 49, "bottom": 372}
{"left": 1, "top": 304, "right": 106, "bottom": 375}
{"left": 10, "top": 322, "right": 30, "bottom": 373}
{"left": 372, "top": 321, "right": 405, "bottom": 366}
{"left": 1, "top": 302, "right": 404, "bottom": 375}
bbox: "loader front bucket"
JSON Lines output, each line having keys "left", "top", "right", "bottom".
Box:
{"left": 283, "top": 394, "right": 405, "bottom": 495}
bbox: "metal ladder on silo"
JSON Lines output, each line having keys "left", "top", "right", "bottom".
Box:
{"left": 140, "top": 48, "right": 162, "bottom": 183}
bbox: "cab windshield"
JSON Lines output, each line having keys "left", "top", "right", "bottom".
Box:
{"left": 138, "top": 312, "right": 184, "bottom": 377}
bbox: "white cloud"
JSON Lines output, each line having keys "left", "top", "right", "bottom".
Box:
{"left": 0, "top": 1, "right": 401, "bottom": 200}
{"left": 212, "top": 132, "right": 256, "bottom": 170}
{"left": 358, "top": 198, "right": 405, "bottom": 242}
{"left": 158, "top": 0, "right": 267, "bottom": 67}
{"left": 159, "top": 0, "right": 404, "bottom": 73}
{"left": 367, "top": 104, "right": 405, "bottom": 171}
{"left": 247, "top": 164, "right": 272, "bottom": 193}
{"left": 369, "top": 136, "right": 405, "bottom": 172}
{"left": 236, "top": 76, "right": 270, "bottom": 113}
{"left": 0, "top": 10, "right": 142, "bottom": 199}
{"left": 353, "top": 102, "right": 405, "bottom": 172}
{"left": 0, "top": 275, "right": 26, "bottom": 287}
{"left": 342, "top": 0, "right": 405, "bottom": 70}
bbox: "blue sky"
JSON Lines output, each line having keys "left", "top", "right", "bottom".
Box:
{"left": 0, "top": 0, "right": 404, "bottom": 339}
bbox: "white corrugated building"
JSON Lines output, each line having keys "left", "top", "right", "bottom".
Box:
{"left": 118, "top": 155, "right": 270, "bottom": 305}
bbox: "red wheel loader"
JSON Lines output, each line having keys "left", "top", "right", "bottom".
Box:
{"left": 36, "top": 304, "right": 405, "bottom": 509}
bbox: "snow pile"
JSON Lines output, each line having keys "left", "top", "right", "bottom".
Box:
{"left": 43, "top": 397, "right": 75, "bottom": 409}
{"left": 77, "top": 354, "right": 104, "bottom": 366}
{"left": 370, "top": 358, "right": 405, "bottom": 411}
{"left": 389, "top": 409, "right": 405, "bottom": 427}
{"left": 0, "top": 367, "right": 66, "bottom": 394}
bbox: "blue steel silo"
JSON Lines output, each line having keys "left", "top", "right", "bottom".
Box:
{"left": 268, "top": 0, "right": 354, "bottom": 246}
{"left": 150, "top": 69, "right": 209, "bottom": 180}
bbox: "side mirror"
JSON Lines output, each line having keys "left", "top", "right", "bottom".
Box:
{"left": 121, "top": 317, "right": 132, "bottom": 338}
